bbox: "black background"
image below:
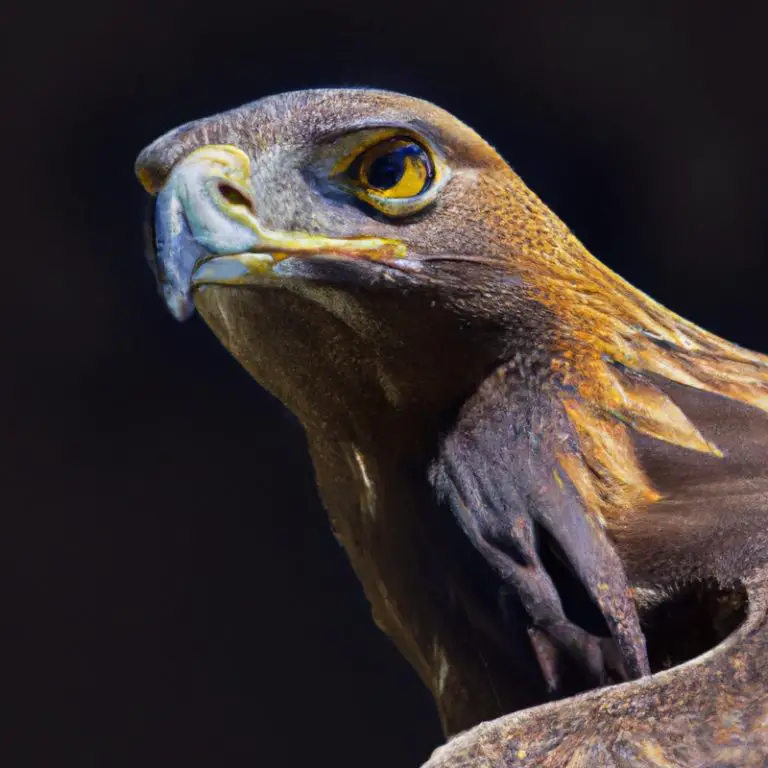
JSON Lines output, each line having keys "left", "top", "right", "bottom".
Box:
{"left": 5, "top": 4, "right": 768, "bottom": 766}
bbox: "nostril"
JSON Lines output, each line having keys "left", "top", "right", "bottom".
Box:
{"left": 218, "top": 182, "right": 254, "bottom": 212}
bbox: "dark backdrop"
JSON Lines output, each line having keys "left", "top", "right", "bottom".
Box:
{"left": 4, "top": 4, "right": 768, "bottom": 766}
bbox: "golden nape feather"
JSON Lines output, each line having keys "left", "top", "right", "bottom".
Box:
{"left": 515, "top": 217, "right": 768, "bottom": 523}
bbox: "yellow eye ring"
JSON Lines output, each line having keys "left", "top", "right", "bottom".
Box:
{"left": 334, "top": 133, "right": 443, "bottom": 217}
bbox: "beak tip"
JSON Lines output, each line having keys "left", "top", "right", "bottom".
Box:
{"left": 162, "top": 284, "right": 196, "bottom": 322}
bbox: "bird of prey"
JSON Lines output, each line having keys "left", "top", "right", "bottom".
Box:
{"left": 136, "top": 89, "right": 768, "bottom": 764}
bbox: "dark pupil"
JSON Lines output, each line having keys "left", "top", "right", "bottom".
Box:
{"left": 367, "top": 145, "right": 416, "bottom": 189}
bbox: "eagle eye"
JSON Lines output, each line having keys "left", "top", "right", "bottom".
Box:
{"left": 348, "top": 138, "right": 433, "bottom": 198}
{"left": 334, "top": 133, "right": 443, "bottom": 217}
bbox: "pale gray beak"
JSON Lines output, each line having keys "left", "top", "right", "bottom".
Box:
{"left": 138, "top": 144, "right": 407, "bottom": 321}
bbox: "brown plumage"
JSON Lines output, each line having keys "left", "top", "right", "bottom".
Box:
{"left": 135, "top": 89, "right": 768, "bottom": 761}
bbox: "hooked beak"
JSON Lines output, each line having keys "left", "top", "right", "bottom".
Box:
{"left": 136, "top": 144, "right": 407, "bottom": 321}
